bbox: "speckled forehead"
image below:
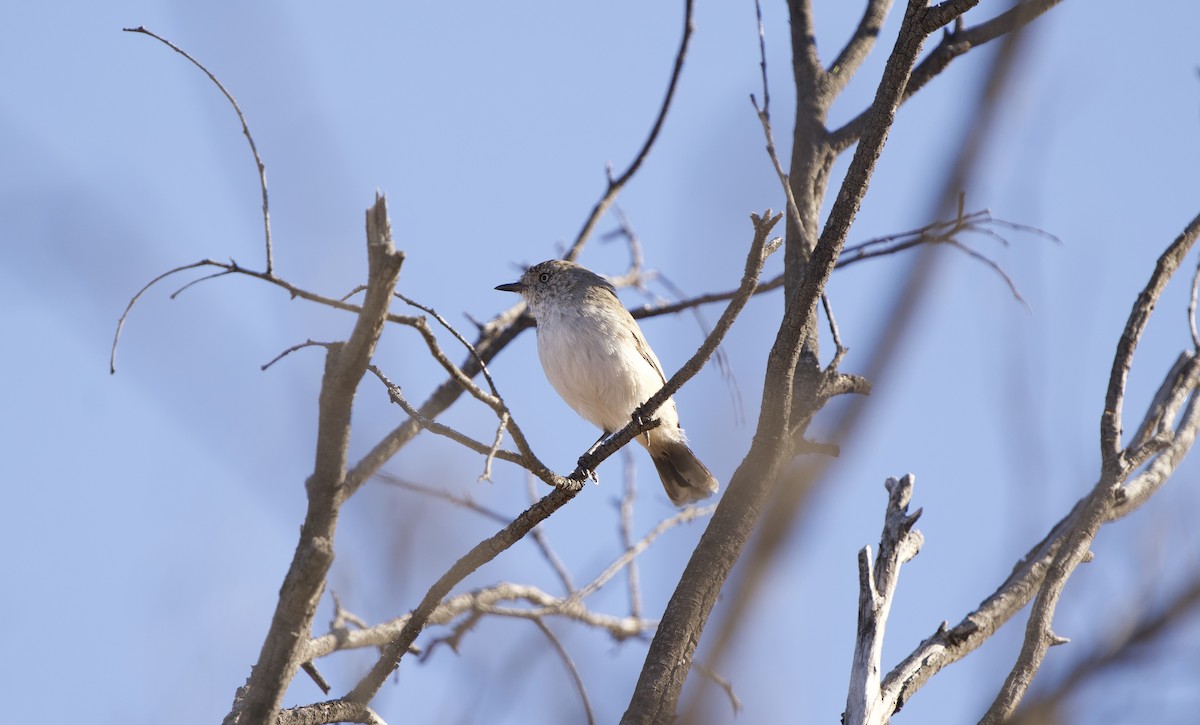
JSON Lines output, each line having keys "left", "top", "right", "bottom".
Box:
{"left": 523, "top": 259, "right": 571, "bottom": 281}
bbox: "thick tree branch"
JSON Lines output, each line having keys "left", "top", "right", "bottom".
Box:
{"left": 224, "top": 194, "right": 404, "bottom": 724}
{"left": 829, "top": 0, "right": 1065, "bottom": 151}
{"left": 622, "top": 5, "right": 942, "bottom": 721}
{"left": 844, "top": 475, "right": 923, "bottom": 725}
{"left": 826, "top": 0, "right": 894, "bottom": 95}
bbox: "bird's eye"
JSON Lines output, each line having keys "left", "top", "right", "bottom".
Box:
{"left": 539, "top": 272, "right": 550, "bottom": 283}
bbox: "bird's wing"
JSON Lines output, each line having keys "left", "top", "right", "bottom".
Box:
{"left": 628, "top": 321, "right": 667, "bottom": 385}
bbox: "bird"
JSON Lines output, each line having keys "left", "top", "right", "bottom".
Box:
{"left": 496, "top": 259, "right": 718, "bottom": 505}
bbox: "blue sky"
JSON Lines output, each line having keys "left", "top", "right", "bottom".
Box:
{"left": 4, "top": 1, "right": 1200, "bottom": 723}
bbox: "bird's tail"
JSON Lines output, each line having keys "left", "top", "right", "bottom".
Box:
{"left": 650, "top": 440, "right": 719, "bottom": 506}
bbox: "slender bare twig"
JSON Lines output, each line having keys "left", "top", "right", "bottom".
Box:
{"left": 821, "top": 292, "right": 846, "bottom": 357}
{"left": 692, "top": 662, "right": 743, "bottom": 716}
{"left": 304, "top": 583, "right": 654, "bottom": 666}
{"left": 261, "top": 340, "right": 334, "bottom": 371}
{"left": 110, "top": 257, "right": 420, "bottom": 374}
{"left": 565, "top": 0, "right": 695, "bottom": 259}
{"left": 366, "top": 364, "right": 531, "bottom": 473}
{"left": 524, "top": 474, "right": 577, "bottom": 593}
{"left": 374, "top": 472, "right": 575, "bottom": 593}
{"left": 1102, "top": 211, "right": 1200, "bottom": 464}
{"left": 600, "top": 204, "right": 647, "bottom": 288}
{"left": 1188, "top": 255, "right": 1200, "bottom": 351}
{"left": 170, "top": 268, "right": 237, "bottom": 297}
{"left": 480, "top": 411, "right": 509, "bottom": 482}
{"left": 574, "top": 503, "right": 717, "bottom": 603}
{"left": 123, "top": 27, "right": 274, "bottom": 275}
{"left": 620, "top": 452, "right": 644, "bottom": 620}
{"left": 649, "top": 272, "right": 746, "bottom": 426}
{"left": 111, "top": 260, "right": 215, "bottom": 373}
{"left": 533, "top": 619, "right": 597, "bottom": 725}
{"left": 626, "top": 206, "right": 1046, "bottom": 324}
{"left": 749, "top": 0, "right": 806, "bottom": 242}
{"left": 395, "top": 292, "right": 502, "bottom": 398}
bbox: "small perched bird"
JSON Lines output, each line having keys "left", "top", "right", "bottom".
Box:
{"left": 496, "top": 259, "right": 718, "bottom": 505}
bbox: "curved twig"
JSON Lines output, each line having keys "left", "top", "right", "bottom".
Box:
{"left": 533, "top": 619, "right": 596, "bottom": 725}
{"left": 123, "top": 27, "right": 274, "bottom": 275}
{"left": 565, "top": 0, "right": 695, "bottom": 259}
{"left": 110, "top": 258, "right": 420, "bottom": 374}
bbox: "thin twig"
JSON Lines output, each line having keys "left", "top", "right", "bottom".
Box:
{"left": 366, "top": 365, "right": 530, "bottom": 472}
{"left": 526, "top": 474, "right": 577, "bottom": 593}
{"left": 110, "top": 258, "right": 420, "bottom": 374}
{"left": 261, "top": 340, "right": 334, "bottom": 371}
{"left": 124, "top": 27, "right": 274, "bottom": 275}
{"left": 1189, "top": 255, "right": 1200, "bottom": 351}
{"left": 651, "top": 272, "right": 746, "bottom": 426}
{"left": 620, "top": 451, "right": 643, "bottom": 620}
{"left": 533, "top": 619, "right": 597, "bottom": 725}
{"left": 479, "top": 412, "right": 509, "bottom": 482}
{"left": 395, "top": 292, "right": 502, "bottom": 398}
{"left": 573, "top": 503, "right": 717, "bottom": 602}
{"left": 750, "top": 0, "right": 807, "bottom": 243}
{"left": 693, "top": 661, "right": 743, "bottom": 716}
{"left": 565, "top": 0, "right": 695, "bottom": 259}
{"left": 110, "top": 260, "right": 215, "bottom": 373}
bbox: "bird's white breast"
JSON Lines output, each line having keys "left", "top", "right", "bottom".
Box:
{"left": 534, "top": 303, "right": 678, "bottom": 435}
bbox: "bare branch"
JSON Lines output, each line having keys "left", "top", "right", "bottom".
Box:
{"left": 620, "top": 452, "right": 643, "bottom": 619}
{"left": 365, "top": 364, "right": 531, "bottom": 474}
{"left": 276, "top": 700, "right": 387, "bottom": 725}
{"left": 533, "top": 619, "right": 596, "bottom": 725}
{"left": 1009, "top": 574, "right": 1200, "bottom": 724}
{"left": 1101, "top": 210, "right": 1200, "bottom": 462}
{"left": 479, "top": 411, "right": 509, "bottom": 482}
{"left": 304, "top": 583, "right": 653, "bottom": 666}
{"left": 225, "top": 194, "right": 404, "bottom": 725}
{"left": 826, "top": 0, "right": 895, "bottom": 94}
{"left": 829, "top": 0, "right": 1066, "bottom": 151}
{"left": 261, "top": 340, "right": 334, "bottom": 371}
{"left": 123, "top": 27, "right": 274, "bottom": 275}
{"left": 844, "top": 475, "right": 923, "bottom": 725}
{"left": 693, "top": 661, "right": 743, "bottom": 716}
{"left": 573, "top": 503, "right": 717, "bottom": 603}
{"left": 750, "top": 0, "right": 806, "bottom": 241}
{"left": 876, "top": 213, "right": 1200, "bottom": 720}
{"left": 110, "top": 260, "right": 217, "bottom": 373}
{"left": 630, "top": 211, "right": 782, "bottom": 429}
{"left": 375, "top": 472, "right": 576, "bottom": 593}
{"left": 111, "top": 257, "right": 422, "bottom": 374}
{"left": 565, "top": 0, "right": 695, "bottom": 259}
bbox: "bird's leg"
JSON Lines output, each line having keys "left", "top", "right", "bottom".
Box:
{"left": 585, "top": 429, "right": 610, "bottom": 456}
{"left": 577, "top": 430, "right": 611, "bottom": 484}
{"left": 632, "top": 406, "right": 653, "bottom": 445}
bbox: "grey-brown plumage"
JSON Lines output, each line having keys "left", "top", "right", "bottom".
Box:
{"left": 496, "top": 259, "right": 718, "bottom": 505}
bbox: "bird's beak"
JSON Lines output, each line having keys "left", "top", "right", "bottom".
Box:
{"left": 495, "top": 281, "right": 526, "bottom": 293}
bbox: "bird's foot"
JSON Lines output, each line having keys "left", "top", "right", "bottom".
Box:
{"left": 575, "top": 455, "right": 600, "bottom": 484}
